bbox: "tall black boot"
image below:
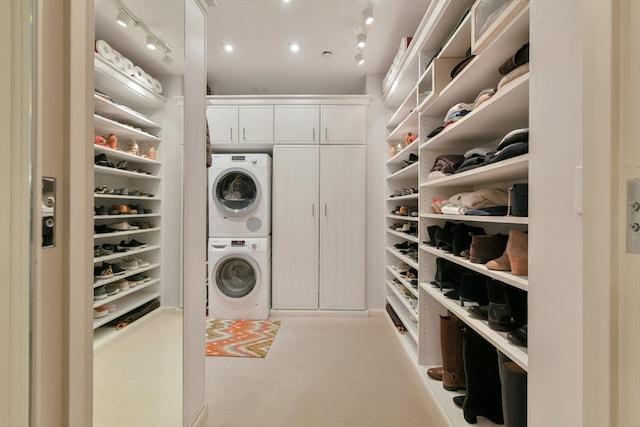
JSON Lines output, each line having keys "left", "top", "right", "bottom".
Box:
{"left": 498, "top": 351, "right": 527, "bottom": 427}
{"left": 462, "top": 327, "right": 504, "bottom": 424}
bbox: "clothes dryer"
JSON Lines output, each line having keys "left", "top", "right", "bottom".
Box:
{"left": 208, "top": 237, "right": 271, "bottom": 320}
{"left": 208, "top": 153, "right": 271, "bottom": 237}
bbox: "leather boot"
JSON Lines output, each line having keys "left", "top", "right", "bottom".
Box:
{"left": 469, "top": 234, "right": 508, "bottom": 264}
{"left": 487, "top": 280, "right": 515, "bottom": 332}
{"left": 485, "top": 249, "right": 510, "bottom": 271}
{"left": 452, "top": 225, "right": 486, "bottom": 257}
{"left": 427, "top": 366, "right": 443, "bottom": 381}
{"left": 462, "top": 327, "right": 504, "bottom": 424}
{"left": 424, "top": 225, "right": 441, "bottom": 246}
{"left": 441, "top": 314, "right": 466, "bottom": 391}
{"left": 506, "top": 229, "right": 528, "bottom": 276}
{"left": 457, "top": 272, "right": 489, "bottom": 306}
{"left": 498, "top": 352, "right": 527, "bottom": 427}
{"left": 435, "top": 221, "right": 458, "bottom": 252}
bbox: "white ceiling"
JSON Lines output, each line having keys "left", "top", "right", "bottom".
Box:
{"left": 95, "top": 0, "right": 430, "bottom": 96}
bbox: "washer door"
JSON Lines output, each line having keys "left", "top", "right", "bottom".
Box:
{"left": 212, "top": 168, "right": 261, "bottom": 217}
{"left": 214, "top": 254, "right": 261, "bottom": 300}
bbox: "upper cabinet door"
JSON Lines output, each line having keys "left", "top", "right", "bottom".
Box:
{"left": 274, "top": 105, "right": 320, "bottom": 145}
{"left": 239, "top": 106, "right": 274, "bottom": 144}
{"left": 206, "top": 106, "right": 238, "bottom": 144}
{"left": 320, "top": 105, "right": 367, "bottom": 145}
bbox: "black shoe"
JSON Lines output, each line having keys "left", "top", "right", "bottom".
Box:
{"left": 507, "top": 324, "right": 528, "bottom": 347}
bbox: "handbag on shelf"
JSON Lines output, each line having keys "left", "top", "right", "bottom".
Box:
{"left": 508, "top": 183, "right": 528, "bottom": 217}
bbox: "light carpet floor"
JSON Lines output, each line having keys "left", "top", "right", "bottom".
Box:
{"left": 205, "top": 314, "right": 442, "bottom": 427}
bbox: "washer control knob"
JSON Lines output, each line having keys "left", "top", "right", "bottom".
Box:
{"left": 251, "top": 242, "right": 257, "bottom": 249}
{"left": 251, "top": 158, "right": 257, "bottom": 164}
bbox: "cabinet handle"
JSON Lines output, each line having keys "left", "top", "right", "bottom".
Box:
{"left": 312, "top": 204, "right": 315, "bottom": 217}
{"left": 324, "top": 204, "right": 327, "bottom": 217}
{"left": 243, "top": 127, "right": 246, "bottom": 141}
{"left": 312, "top": 128, "right": 316, "bottom": 142}
{"left": 325, "top": 127, "right": 328, "bottom": 140}
{"left": 230, "top": 127, "right": 233, "bottom": 141}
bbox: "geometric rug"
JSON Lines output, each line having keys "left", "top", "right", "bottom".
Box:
{"left": 205, "top": 319, "right": 281, "bottom": 358}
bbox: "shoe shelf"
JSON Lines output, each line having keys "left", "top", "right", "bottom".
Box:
{"left": 385, "top": 294, "right": 419, "bottom": 346}
{"left": 422, "top": 283, "right": 528, "bottom": 370}
{"left": 388, "top": 162, "right": 419, "bottom": 180}
{"left": 386, "top": 246, "right": 419, "bottom": 270}
{"left": 93, "top": 289, "right": 161, "bottom": 329}
{"left": 384, "top": 302, "right": 419, "bottom": 364}
{"left": 93, "top": 278, "right": 160, "bottom": 309}
{"left": 387, "top": 213, "right": 419, "bottom": 222}
{"left": 387, "top": 288, "right": 419, "bottom": 341}
{"left": 436, "top": 8, "right": 472, "bottom": 61}
{"left": 94, "top": 93, "right": 161, "bottom": 131}
{"left": 94, "top": 53, "right": 166, "bottom": 115}
{"left": 419, "top": 74, "right": 529, "bottom": 151}
{"left": 93, "top": 245, "right": 161, "bottom": 264}
{"left": 387, "top": 229, "right": 419, "bottom": 244}
{"left": 94, "top": 193, "right": 161, "bottom": 202}
{"left": 386, "top": 265, "right": 419, "bottom": 299}
{"left": 420, "top": 154, "right": 529, "bottom": 189}
{"left": 420, "top": 213, "right": 528, "bottom": 225}
{"left": 387, "top": 102, "right": 419, "bottom": 141}
{"left": 386, "top": 140, "right": 419, "bottom": 169}
{"left": 94, "top": 213, "right": 161, "bottom": 221}
{"left": 94, "top": 114, "right": 162, "bottom": 143}
{"left": 94, "top": 165, "right": 161, "bottom": 180}
{"left": 387, "top": 194, "right": 419, "bottom": 203}
{"left": 420, "top": 245, "right": 528, "bottom": 292}
{"left": 93, "top": 229, "right": 161, "bottom": 240}
{"left": 93, "top": 263, "right": 161, "bottom": 288}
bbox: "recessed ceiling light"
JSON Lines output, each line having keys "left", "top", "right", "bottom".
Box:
{"left": 321, "top": 51, "right": 333, "bottom": 58}
{"left": 289, "top": 43, "right": 299, "bottom": 52}
{"left": 223, "top": 43, "right": 234, "bottom": 52}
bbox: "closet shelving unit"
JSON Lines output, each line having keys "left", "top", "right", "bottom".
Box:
{"left": 92, "top": 51, "right": 166, "bottom": 346}
{"left": 383, "top": 0, "right": 530, "bottom": 425}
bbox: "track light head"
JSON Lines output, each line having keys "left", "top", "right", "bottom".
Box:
{"left": 146, "top": 34, "right": 157, "bottom": 50}
{"left": 116, "top": 8, "right": 132, "bottom": 27}
{"left": 362, "top": 4, "right": 374, "bottom": 25}
{"left": 354, "top": 51, "right": 365, "bottom": 66}
{"left": 356, "top": 33, "right": 366, "bottom": 49}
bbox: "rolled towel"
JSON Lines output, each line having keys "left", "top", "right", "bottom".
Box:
{"left": 151, "top": 78, "right": 163, "bottom": 94}
{"left": 95, "top": 40, "right": 115, "bottom": 61}
{"left": 133, "top": 66, "right": 146, "bottom": 84}
{"left": 121, "top": 57, "right": 134, "bottom": 76}
{"left": 143, "top": 72, "right": 155, "bottom": 90}
{"left": 111, "top": 49, "right": 124, "bottom": 69}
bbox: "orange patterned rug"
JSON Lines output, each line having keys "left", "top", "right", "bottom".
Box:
{"left": 205, "top": 319, "right": 281, "bottom": 358}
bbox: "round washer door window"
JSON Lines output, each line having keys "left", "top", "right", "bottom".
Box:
{"left": 215, "top": 255, "right": 260, "bottom": 299}
{"left": 213, "top": 169, "right": 260, "bottom": 217}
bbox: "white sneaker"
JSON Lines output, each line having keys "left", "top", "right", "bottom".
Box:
{"left": 120, "top": 258, "right": 139, "bottom": 271}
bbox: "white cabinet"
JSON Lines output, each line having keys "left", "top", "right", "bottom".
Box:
{"left": 272, "top": 145, "right": 365, "bottom": 310}
{"left": 206, "top": 105, "right": 274, "bottom": 145}
{"left": 321, "top": 105, "right": 366, "bottom": 145}
{"left": 274, "top": 105, "right": 319, "bottom": 144}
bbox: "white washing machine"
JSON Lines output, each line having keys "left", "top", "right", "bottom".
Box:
{"left": 208, "top": 237, "right": 271, "bottom": 320}
{"left": 208, "top": 153, "right": 271, "bottom": 237}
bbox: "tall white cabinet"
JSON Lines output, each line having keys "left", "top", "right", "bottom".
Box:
{"left": 270, "top": 98, "right": 368, "bottom": 311}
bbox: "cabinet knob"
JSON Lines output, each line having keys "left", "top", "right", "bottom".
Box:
{"left": 251, "top": 242, "right": 257, "bottom": 249}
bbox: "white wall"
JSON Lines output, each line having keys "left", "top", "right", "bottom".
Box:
{"left": 529, "top": 1, "right": 584, "bottom": 425}
{"left": 365, "top": 74, "right": 388, "bottom": 310}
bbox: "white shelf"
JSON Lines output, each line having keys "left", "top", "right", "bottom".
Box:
{"left": 389, "top": 161, "right": 419, "bottom": 180}
{"left": 94, "top": 165, "right": 161, "bottom": 180}
{"left": 387, "top": 108, "right": 419, "bottom": 142}
{"left": 93, "top": 290, "right": 161, "bottom": 329}
{"left": 93, "top": 244, "right": 161, "bottom": 263}
{"left": 420, "top": 154, "right": 529, "bottom": 188}
{"left": 94, "top": 53, "right": 166, "bottom": 114}
{"left": 94, "top": 93, "right": 161, "bottom": 130}
{"left": 387, "top": 214, "right": 419, "bottom": 222}
{"left": 94, "top": 114, "right": 162, "bottom": 143}
{"left": 386, "top": 229, "right": 419, "bottom": 243}
{"left": 385, "top": 294, "right": 419, "bottom": 344}
{"left": 386, "top": 266, "right": 419, "bottom": 299}
{"left": 94, "top": 213, "right": 161, "bottom": 221}
{"left": 93, "top": 278, "right": 160, "bottom": 309}
{"left": 422, "top": 283, "right": 528, "bottom": 370}
{"left": 94, "top": 145, "right": 161, "bottom": 166}
{"left": 420, "top": 213, "right": 528, "bottom": 225}
{"left": 420, "top": 244, "right": 528, "bottom": 291}
{"left": 383, "top": 305, "right": 419, "bottom": 363}
{"left": 386, "top": 246, "right": 419, "bottom": 270}
{"left": 386, "top": 194, "right": 419, "bottom": 202}
{"left": 386, "top": 87, "right": 418, "bottom": 132}
{"left": 386, "top": 139, "right": 419, "bottom": 167}
{"left": 94, "top": 194, "right": 161, "bottom": 201}
{"left": 93, "top": 263, "right": 161, "bottom": 288}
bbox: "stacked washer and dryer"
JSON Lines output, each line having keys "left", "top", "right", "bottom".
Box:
{"left": 207, "top": 154, "right": 272, "bottom": 320}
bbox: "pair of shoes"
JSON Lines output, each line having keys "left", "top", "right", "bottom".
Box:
{"left": 128, "top": 274, "right": 150, "bottom": 285}
{"left": 507, "top": 324, "right": 528, "bottom": 347}
{"left": 94, "top": 206, "right": 108, "bottom": 216}
{"left": 94, "top": 305, "right": 109, "bottom": 318}
{"left": 94, "top": 224, "right": 110, "bottom": 234}
{"left": 94, "top": 286, "right": 107, "bottom": 300}
{"left": 115, "top": 278, "right": 130, "bottom": 291}
{"left": 104, "top": 282, "right": 120, "bottom": 296}
{"left": 485, "top": 229, "right": 528, "bottom": 275}
{"left": 108, "top": 221, "right": 140, "bottom": 231}
{"left": 93, "top": 245, "right": 114, "bottom": 257}
{"left": 110, "top": 204, "right": 137, "bottom": 215}
{"left": 94, "top": 265, "right": 113, "bottom": 280}
{"left": 120, "top": 239, "right": 147, "bottom": 249}
{"left": 431, "top": 198, "right": 445, "bottom": 213}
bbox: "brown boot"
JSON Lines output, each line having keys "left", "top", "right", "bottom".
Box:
{"left": 469, "top": 234, "right": 508, "bottom": 264}
{"left": 506, "top": 230, "right": 528, "bottom": 276}
{"left": 486, "top": 249, "right": 510, "bottom": 271}
{"left": 441, "top": 314, "right": 466, "bottom": 391}
{"left": 427, "top": 366, "right": 443, "bottom": 381}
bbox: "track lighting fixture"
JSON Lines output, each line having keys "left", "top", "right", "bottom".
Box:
{"left": 362, "top": 4, "right": 374, "bottom": 25}
{"left": 162, "top": 52, "right": 173, "bottom": 65}
{"left": 223, "top": 43, "right": 234, "bottom": 52}
{"left": 289, "top": 43, "right": 300, "bottom": 52}
{"left": 116, "top": 8, "right": 132, "bottom": 27}
{"left": 356, "top": 32, "right": 366, "bottom": 49}
{"left": 146, "top": 34, "right": 157, "bottom": 50}
{"left": 354, "top": 50, "right": 365, "bottom": 66}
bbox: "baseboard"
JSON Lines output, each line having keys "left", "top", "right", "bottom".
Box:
{"left": 270, "top": 309, "right": 370, "bottom": 318}
{"left": 189, "top": 404, "right": 209, "bottom": 427}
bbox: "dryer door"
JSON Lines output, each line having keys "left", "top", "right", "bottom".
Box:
{"left": 214, "top": 253, "right": 261, "bottom": 300}
{"left": 212, "top": 168, "right": 261, "bottom": 217}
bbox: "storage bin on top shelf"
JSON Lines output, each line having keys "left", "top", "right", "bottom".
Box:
{"left": 471, "top": 0, "right": 529, "bottom": 54}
